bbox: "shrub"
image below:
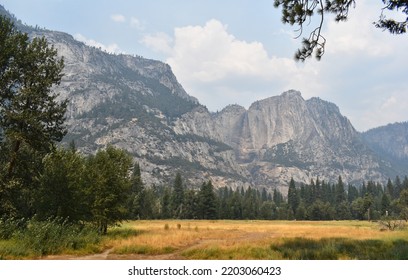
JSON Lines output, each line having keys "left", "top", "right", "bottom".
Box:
{"left": 15, "top": 217, "right": 100, "bottom": 256}
{"left": 0, "top": 217, "right": 27, "bottom": 240}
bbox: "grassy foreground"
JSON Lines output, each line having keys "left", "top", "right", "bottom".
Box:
{"left": 2, "top": 220, "right": 408, "bottom": 259}
{"left": 107, "top": 220, "right": 408, "bottom": 260}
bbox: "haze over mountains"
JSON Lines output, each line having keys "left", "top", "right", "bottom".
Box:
{"left": 2, "top": 5, "right": 407, "bottom": 193}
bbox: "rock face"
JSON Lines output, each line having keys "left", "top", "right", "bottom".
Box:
{"left": 176, "top": 90, "right": 389, "bottom": 191}
{"left": 39, "top": 31, "right": 250, "bottom": 189}
{"left": 363, "top": 122, "right": 408, "bottom": 173}
{"left": 1, "top": 5, "right": 402, "bottom": 193}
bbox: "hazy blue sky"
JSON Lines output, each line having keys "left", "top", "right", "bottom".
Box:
{"left": 2, "top": 0, "right": 407, "bottom": 131}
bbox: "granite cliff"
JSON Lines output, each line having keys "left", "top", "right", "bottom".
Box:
{"left": 1, "top": 5, "right": 403, "bottom": 193}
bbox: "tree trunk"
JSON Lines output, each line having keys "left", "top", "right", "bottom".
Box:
{"left": 7, "top": 140, "right": 21, "bottom": 178}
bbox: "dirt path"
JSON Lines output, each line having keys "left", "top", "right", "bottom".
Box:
{"left": 44, "top": 231, "right": 274, "bottom": 260}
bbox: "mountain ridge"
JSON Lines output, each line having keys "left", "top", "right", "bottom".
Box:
{"left": 1, "top": 5, "right": 406, "bottom": 193}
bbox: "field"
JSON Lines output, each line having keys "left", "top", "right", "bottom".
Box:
{"left": 40, "top": 220, "right": 408, "bottom": 260}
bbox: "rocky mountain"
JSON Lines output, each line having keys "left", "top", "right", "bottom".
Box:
{"left": 1, "top": 5, "right": 404, "bottom": 193}
{"left": 363, "top": 122, "right": 408, "bottom": 172}
{"left": 1, "top": 5, "right": 251, "bottom": 189}
{"left": 175, "top": 91, "right": 392, "bottom": 191}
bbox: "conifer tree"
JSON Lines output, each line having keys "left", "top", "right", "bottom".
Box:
{"left": 287, "top": 178, "right": 299, "bottom": 216}
{"left": 0, "top": 16, "right": 67, "bottom": 218}
{"left": 171, "top": 172, "right": 184, "bottom": 218}
{"left": 335, "top": 176, "right": 347, "bottom": 205}
{"left": 183, "top": 189, "right": 200, "bottom": 219}
{"left": 386, "top": 178, "right": 394, "bottom": 199}
{"left": 161, "top": 187, "right": 172, "bottom": 219}
{"left": 198, "top": 180, "right": 217, "bottom": 220}
{"left": 274, "top": 0, "right": 408, "bottom": 60}
{"left": 127, "top": 163, "right": 144, "bottom": 219}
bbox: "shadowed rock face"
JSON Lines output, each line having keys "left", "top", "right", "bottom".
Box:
{"left": 362, "top": 122, "right": 408, "bottom": 173}
{"left": 2, "top": 4, "right": 399, "bottom": 192}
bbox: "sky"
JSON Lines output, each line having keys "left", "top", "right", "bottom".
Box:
{"left": 1, "top": 0, "right": 407, "bottom": 131}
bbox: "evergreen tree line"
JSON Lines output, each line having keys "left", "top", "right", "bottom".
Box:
{"left": 286, "top": 176, "right": 408, "bottom": 221}
{"left": 3, "top": 142, "right": 408, "bottom": 227}
{"left": 129, "top": 171, "right": 408, "bottom": 222}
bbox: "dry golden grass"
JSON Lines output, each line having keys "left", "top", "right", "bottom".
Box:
{"left": 103, "top": 220, "right": 408, "bottom": 259}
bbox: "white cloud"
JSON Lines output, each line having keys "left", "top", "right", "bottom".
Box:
{"left": 130, "top": 17, "right": 145, "bottom": 30}
{"left": 74, "top": 33, "right": 121, "bottom": 54}
{"left": 141, "top": 32, "right": 173, "bottom": 54}
{"left": 325, "top": 0, "right": 393, "bottom": 56}
{"left": 142, "top": 19, "right": 323, "bottom": 110}
{"left": 110, "top": 14, "right": 126, "bottom": 23}
{"left": 140, "top": 4, "right": 407, "bottom": 131}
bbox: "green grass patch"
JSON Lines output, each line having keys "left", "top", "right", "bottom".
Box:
{"left": 182, "top": 245, "right": 282, "bottom": 260}
{"left": 106, "top": 227, "right": 142, "bottom": 239}
{"left": 271, "top": 237, "right": 408, "bottom": 260}
{"left": 114, "top": 245, "right": 176, "bottom": 255}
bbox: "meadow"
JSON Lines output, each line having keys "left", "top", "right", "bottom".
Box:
{"left": 2, "top": 220, "right": 408, "bottom": 260}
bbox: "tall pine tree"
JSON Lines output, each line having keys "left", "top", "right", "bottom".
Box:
{"left": 171, "top": 172, "right": 184, "bottom": 218}
{"left": 0, "top": 16, "right": 67, "bottom": 218}
{"left": 287, "top": 178, "right": 299, "bottom": 217}
{"left": 198, "top": 180, "right": 217, "bottom": 220}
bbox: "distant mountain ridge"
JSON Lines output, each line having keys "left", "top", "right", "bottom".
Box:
{"left": 363, "top": 122, "right": 408, "bottom": 172}
{"left": 1, "top": 5, "right": 406, "bottom": 192}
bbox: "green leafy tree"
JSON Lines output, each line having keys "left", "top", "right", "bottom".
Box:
{"left": 397, "top": 189, "right": 408, "bottom": 221}
{"left": 295, "top": 201, "right": 307, "bottom": 220}
{"left": 274, "top": 0, "right": 408, "bottom": 60}
{"left": 0, "top": 17, "right": 66, "bottom": 176}
{"left": 0, "top": 16, "right": 66, "bottom": 218}
{"left": 336, "top": 201, "right": 352, "bottom": 220}
{"left": 259, "top": 201, "right": 276, "bottom": 220}
{"left": 307, "top": 199, "right": 327, "bottom": 220}
{"left": 86, "top": 146, "right": 132, "bottom": 234}
{"left": 36, "top": 148, "right": 88, "bottom": 222}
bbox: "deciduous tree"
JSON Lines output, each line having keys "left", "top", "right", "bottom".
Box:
{"left": 86, "top": 146, "right": 132, "bottom": 234}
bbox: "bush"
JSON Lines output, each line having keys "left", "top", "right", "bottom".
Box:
{"left": 0, "top": 217, "right": 27, "bottom": 239}
{"left": 378, "top": 216, "right": 405, "bottom": 231}
{"left": 15, "top": 217, "right": 101, "bottom": 256}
